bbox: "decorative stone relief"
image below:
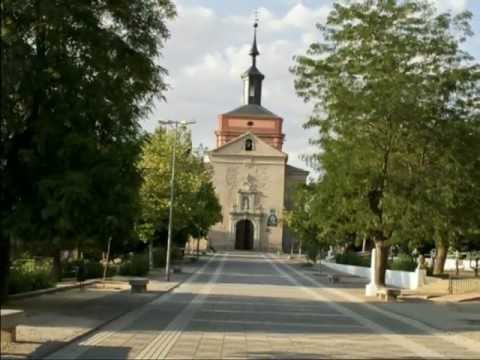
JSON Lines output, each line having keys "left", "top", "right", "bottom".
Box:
{"left": 225, "top": 167, "right": 239, "bottom": 190}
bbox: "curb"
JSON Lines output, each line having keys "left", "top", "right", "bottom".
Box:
{"left": 26, "top": 259, "right": 208, "bottom": 359}
{"left": 8, "top": 280, "right": 99, "bottom": 301}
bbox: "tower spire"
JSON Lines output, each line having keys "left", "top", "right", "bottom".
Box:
{"left": 250, "top": 15, "right": 259, "bottom": 66}
{"left": 242, "top": 11, "right": 264, "bottom": 106}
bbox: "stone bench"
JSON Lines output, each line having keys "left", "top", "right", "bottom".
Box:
{"left": 1, "top": 309, "right": 25, "bottom": 349}
{"left": 376, "top": 287, "right": 401, "bottom": 301}
{"left": 327, "top": 274, "right": 340, "bottom": 284}
{"left": 128, "top": 278, "right": 149, "bottom": 293}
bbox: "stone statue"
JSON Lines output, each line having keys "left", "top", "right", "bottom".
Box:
{"left": 242, "top": 196, "right": 249, "bottom": 210}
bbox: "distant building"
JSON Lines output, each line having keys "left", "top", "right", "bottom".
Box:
{"left": 207, "top": 22, "right": 308, "bottom": 252}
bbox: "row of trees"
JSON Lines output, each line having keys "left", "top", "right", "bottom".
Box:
{"left": 1, "top": 0, "right": 221, "bottom": 300}
{"left": 287, "top": 0, "right": 480, "bottom": 286}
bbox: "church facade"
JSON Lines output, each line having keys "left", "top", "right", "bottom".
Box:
{"left": 207, "top": 23, "right": 308, "bottom": 252}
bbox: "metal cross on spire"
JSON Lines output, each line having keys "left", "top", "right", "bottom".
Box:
{"left": 249, "top": 10, "right": 260, "bottom": 64}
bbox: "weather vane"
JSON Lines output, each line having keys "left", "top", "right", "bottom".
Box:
{"left": 254, "top": 9, "right": 259, "bottom": 28}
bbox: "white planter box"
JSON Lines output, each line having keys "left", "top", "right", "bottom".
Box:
{"left": 321, "top": 260, "right": 421, "bottom": 290}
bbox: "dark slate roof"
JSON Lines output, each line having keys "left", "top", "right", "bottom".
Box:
{"left": 242, "top": 65, "right": 264, "bottom": 78}
{"left": 286, "top": 164, "right": 309, "bottom": 175}
{"left": 223, "top": 104, "right": 279, "bottom": 118}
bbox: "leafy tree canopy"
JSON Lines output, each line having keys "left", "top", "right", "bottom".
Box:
{"left": 1, "top": 0, "right": 176, "bottom": 295}
{"left": 138, "top": 127, "right": 222, "bottom": 248}
{"left": 291, "top": 0, "right": 480, "bottom": 282}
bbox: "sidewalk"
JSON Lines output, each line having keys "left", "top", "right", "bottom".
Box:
{"left": 0, "top": 258, "right": 206, "bottom": 359}
{"left": 291, "top": 259, "right": 480, "bottom": 344}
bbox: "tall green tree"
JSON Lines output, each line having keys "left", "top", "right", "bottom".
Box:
{"left": 138, "top": 127, "right": 222, "bottom": 251}
{"left": 292, "top": 0, "right": 479, "bottom": 285}
{"left": 1, "top": 0, "right": 175, "bottom": 297}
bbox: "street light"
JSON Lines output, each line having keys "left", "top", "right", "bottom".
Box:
{"left": 159, "top": 119, "right": 196, "bottom": 281}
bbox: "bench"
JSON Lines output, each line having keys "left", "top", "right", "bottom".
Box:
{"left": 327, "top": 274, "right": 340, "bottom": 284}
{"left": 1, "top": 309, "right": 25, "bottom": 349}
{"left": 376, "top": 287, "right": 401, "bottom": 301}
{"left": 128, "top": 278, "right": 149, "bottom": 293}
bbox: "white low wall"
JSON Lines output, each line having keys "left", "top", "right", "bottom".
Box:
{"left": 321, "top": 261, "right": 420, "bottom": 289}
{"left": 385, "top": 269, "right": 416, "bottom": 289}
{"left": 425, "top": 258, "right": 476, "bottom": 272}
{"left": 319, "top": 262, "right": 370, "bottom": 278}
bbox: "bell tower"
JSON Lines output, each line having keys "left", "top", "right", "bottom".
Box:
{"left": 242, "top": 21, "right": 264, "bottom": 106}
{"left": 215, "top": 19, "right": 285, "bottom": 150}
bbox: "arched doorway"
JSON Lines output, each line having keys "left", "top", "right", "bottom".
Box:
{"left": 235, "top": 220, "right": 254, "bottom": 250}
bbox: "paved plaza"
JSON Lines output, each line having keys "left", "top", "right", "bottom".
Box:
{"left": 46, "top": 253, "right": 479, "bottom": 359}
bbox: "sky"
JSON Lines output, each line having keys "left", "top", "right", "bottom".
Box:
{"left": 143, "top": 0, "right": 480, "bottom": 172}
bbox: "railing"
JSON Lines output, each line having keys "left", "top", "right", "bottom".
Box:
{"left": 448, "top": 276, "right": 480, "bottom": 295}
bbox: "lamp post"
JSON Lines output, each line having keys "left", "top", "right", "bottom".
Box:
{"left": 159, "top": 120, "right": 195, "bottom": 281}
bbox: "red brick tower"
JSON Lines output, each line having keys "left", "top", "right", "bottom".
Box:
{"left": 215, "top": 22, "right": 285, "bottom": 150}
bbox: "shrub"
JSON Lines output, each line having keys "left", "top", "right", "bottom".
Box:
{"left": 119, "top": 254, "right": 149, "bottom": 276}
{"left": 64, "top": 260, "right": 117, "bottom": 281}
{"left": 335, "top": 252, "right": 370, "bottom": 267}
{"left": 153, "top": 247, "right": 184, "bottom": 268}
{"left": 304, "top": 241, "right": 320, "bottom": 263}
{"left": 389, "top": 254, "right": 417, "bottom": 272}
{"left": 172, "top": 247, "right": 184, "bottom": 261}
{"left": 8, "top": 258, "right": 55, "bottom": 294}
{"left": 62, "top": 261, "right": 80, "bottom": 279}
{"left": 83, "top": 261, "right": 104, "bottom": 279}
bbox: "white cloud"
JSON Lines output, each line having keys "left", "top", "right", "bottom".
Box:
{"left": 144, "top": 1, "right": 326, "bottom": 172}
{"left": 429, "top": 0, "right": 469, "bottom": 13}
{"left": 283, "top": 3, "right": 330, "bottom": 29}
{"left": 145, "top": 0, "right": 477, "bottom": 174}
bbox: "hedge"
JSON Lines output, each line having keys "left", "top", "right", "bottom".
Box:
{"left": 63, "top": 260, "right": 117, "bottom": 281}
{"left": 389, "top": 254, "right": 417, "bottom": 272}
{"left": 119, "top": 254, "right": 149, "bottom": 276}
{"left": 335, "top": 252, "right": 371, "bottom": 267}
{"left": 8, "top": 258, "right": 55, "bottom": 295}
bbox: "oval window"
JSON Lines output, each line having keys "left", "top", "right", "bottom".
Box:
{"left": 247, "top": 121, "right": 254, "bottom": 126}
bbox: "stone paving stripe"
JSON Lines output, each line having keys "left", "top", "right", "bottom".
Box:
{"left": 137, "top": 256, "right": 225, "bottom": 359}
{"left": 198, "top": 299, "right": 343, "bottom": 310}
{"left": 198, "top": 309, "right": 350, "bottom": 317}
{"left": 191, "top": 319, "right": 365, "bottom": 329}
{"left": 265, "top": 255, "right": 443, "bottom": 359}
{"left": 47, "top": 256, "right": 218, "bottom": 360}
{"left": 281, "top": 257, "right": 480, "bottom": 358}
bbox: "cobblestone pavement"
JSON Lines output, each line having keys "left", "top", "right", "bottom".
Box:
{"left": 47, "top": 253, "right": 480, "bottom": 359}
{"left": 1, "top": 263, "right": 200, "bottom": 359}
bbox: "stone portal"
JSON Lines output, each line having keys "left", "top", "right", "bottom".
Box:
{"left": 235, "top": 220, "right": 254, "bottom": 250}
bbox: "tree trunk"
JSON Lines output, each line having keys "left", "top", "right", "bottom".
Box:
{"left": 0, "top": 233, "right": 11, "bottom": 302}
{"left": 433, "top": 241, "right": 447, "bottom": 275}
{"left": 374, "top": 240, "right": 389, "bottom": 287}
{"left": 103, "top": 237, "right": 112, "bottom": 281}
{"left": 52, "top": 249, "right": 62, "bottom": 282}
{"left": 196, "top": 238, "right": 200, "bottom": 258}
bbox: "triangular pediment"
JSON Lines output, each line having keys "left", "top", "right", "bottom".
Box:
{"left": 210, "top": 132, "right": 287, "bottom": 158}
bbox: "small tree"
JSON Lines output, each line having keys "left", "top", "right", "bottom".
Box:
{"left": 285, "top": 184, "right": 323, "bottom": 259}
{"left": 138, "top": 128, "right": 222, "bottom": 252}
